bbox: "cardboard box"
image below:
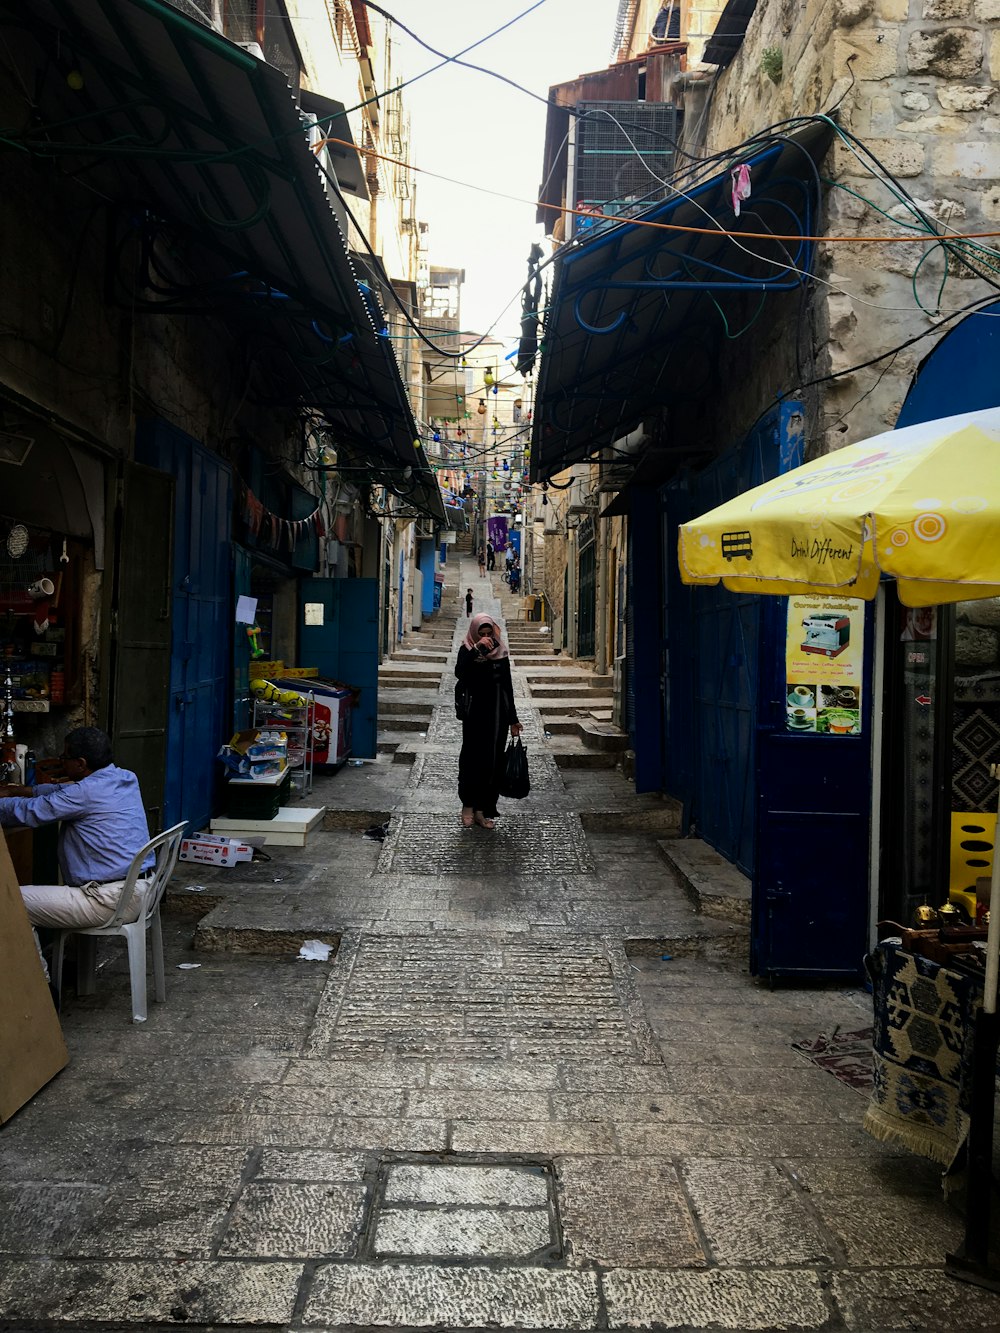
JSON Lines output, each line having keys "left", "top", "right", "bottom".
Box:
{"left": 179, "top": 832, "right": 253, "bottom": 866}
{"left": 249, "top": 660, "right": 284, "bottom": 679}
{"left": 281, "top": 666, "right": 319, "bottom": 679}
{"left": 0, "top": 833, "right": 68, "bottom": 1120}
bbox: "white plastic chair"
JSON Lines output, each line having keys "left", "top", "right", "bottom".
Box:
{"left": 51, "top": 821, "right": 187, "bottom": 1023}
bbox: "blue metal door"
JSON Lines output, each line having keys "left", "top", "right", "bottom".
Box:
{"left": 664, "top": 404, "right": 802, "bottom": 869}
{"left": 299, "top": 579, "right": 380, "bottom": 757}
{"left": 136, "top": 422, "right": 232, "bottom": 832}
{"left": 628, "top": 487, "right": 663, "bottom": 792}
{"left": 753, "top": 598, "right": 875, "bottom": 979}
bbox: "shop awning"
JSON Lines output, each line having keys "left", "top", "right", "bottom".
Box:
{"left": 444, "top": 502, "right": 470, "bottom": 532}
{"left": 529, "top": 121, "right": 831, "bottom": 485}
{"left": 1, "top": 0, "right": 443, "bottom": 519}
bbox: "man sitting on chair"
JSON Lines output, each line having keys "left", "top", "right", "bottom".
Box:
{"left": 0, "top": 726, "right": 153, "bottom": 931}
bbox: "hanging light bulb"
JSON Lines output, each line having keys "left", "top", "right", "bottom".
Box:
{"left": 483, "top": 370, "right": 494, "bottom": 388}
{"left": 502, "top": 460, "right": 509, "bottom": 472}
{"left": 477, "top": 400, "right": 486, "bottom": 415}
{"left": 542, "top": 494, "right": 549, "bottom": 506}
{"left": 492, "top": 385, "right": 498, "bottom": 395}
{"left": 433, "top": 431, "right": 441, "bottom": 443}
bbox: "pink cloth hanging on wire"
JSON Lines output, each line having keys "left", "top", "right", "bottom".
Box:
{"left": 731, "top": 164, "right": 752, "bottom": 217}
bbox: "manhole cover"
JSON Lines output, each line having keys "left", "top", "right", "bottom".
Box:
{"left": 363, "top": 1154, "right": 561, "bottom": 1264}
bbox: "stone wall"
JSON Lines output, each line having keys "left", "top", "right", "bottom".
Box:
{"left": 695, "top": 0, "right": 1000, "bottom": 453}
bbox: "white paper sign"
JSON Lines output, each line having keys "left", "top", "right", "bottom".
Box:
{"left": 304, "top": 602, "right": 324, "bottom": 626}
{"left": 235, "top": 595, "right": 258, "bottom": 625}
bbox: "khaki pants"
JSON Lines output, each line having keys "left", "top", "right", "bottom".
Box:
{"left": 21, "top": 879, "right": 145, "bottom": 930}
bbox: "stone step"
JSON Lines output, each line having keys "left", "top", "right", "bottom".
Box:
{"left": 546, "top": 739, "right": 622, "bottom": 769}
{"left": 378, "top": 697, "right": 435, "bottom": 716}
{"left": 379, "top": 672, "right": 442, "bottom": 686}
{"left": 655, "top": 837, "right": 752, "bottom": 925}
{"left": 544, "top": 719, "right": 627, "bottom": 752}
{"left": 530, "top": 684, "right": 613, "bottom": 699}
{"left": 537, "top": 698, "right": 617, "bottom": 715}
{"left": 376, "top": 715, "right": 430, "bottom": 733}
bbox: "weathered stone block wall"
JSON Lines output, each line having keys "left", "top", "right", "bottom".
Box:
{"left": 693, "top": 0, "right": 1000, "bottom": 453}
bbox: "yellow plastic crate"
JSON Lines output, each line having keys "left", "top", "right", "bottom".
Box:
{"left": 949, "top": 811, "right": 996, "bottom": 920}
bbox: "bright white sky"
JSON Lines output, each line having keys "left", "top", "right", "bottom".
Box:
{"left": 394, "top": 0, "right": 621, "bottom": 342}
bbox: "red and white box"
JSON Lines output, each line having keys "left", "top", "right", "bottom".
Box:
{"left": 179, "top": 832, "right": 254, "bottom": 866}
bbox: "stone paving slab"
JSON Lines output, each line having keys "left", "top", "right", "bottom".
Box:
{"left": 832, "top": 1268, "right": 1000, "bottom": 1330}
{"left": 302, "top": 1260, "right": 600, "bottom": 1328}
{"left": 374, "top": 1206, "right": 552, "bottom": 1260}
{"left": 558, "top": 1157, "right": 705, "bottom": 1269}
{"left": 218, "top": 1180, "right": 368, "bottom": 1258}
{"left": 306, "top": 933, "right": 658, "bottom": 1064}
{"left": 0, "top": 1259, "right": 302, "bottom": 1325}
{"left": 602, "top": 1267, "right": 830, "bottom": 1330}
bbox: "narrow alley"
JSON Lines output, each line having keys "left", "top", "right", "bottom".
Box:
{"left": 0, "top": 551, "right": 995, "bottom": 1333}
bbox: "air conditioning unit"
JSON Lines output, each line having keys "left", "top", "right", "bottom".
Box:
{"left": 237, "top": 41, "right": 266, "bottom": 60}
{"left": 572, "top": 101, "right": 678, "bottom": 238}
{"left": 567, "top": 477, "right": 590, "bottom": 513}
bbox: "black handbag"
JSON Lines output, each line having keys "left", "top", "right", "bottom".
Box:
{"left": 455, "top": 679, "right": 473, "bottom": 721}
{"left": 499, "top": 737, "right": 530, "bottom": 799}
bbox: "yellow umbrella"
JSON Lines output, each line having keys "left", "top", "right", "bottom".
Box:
{"left": 678, "top": 409, "right": 1000, "bottom": 608}
{"left": 680, "top": 406, "right": 1000, "bottom": 1283}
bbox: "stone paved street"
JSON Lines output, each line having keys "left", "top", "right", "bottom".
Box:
{"left": 2, "top": 562, "right": 999, "bottom": 1332}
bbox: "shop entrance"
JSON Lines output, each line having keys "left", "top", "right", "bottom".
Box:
{"left": 880, "top": 304, "right": 1000, "bottom": 928}
{"left": 108, "top": 461, "right": 173, "bottom": 830}
{"left": 136, "top": 421, "right": 232, "bottom": 834}
{"left": 578, "top": 540, "right": 595, "bottom": 658}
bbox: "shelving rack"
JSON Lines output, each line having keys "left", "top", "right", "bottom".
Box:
{"left": 252, "top": 692, "right": 314, "bottom": 798}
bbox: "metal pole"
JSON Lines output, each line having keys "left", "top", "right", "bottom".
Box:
{"left": 946, "top": 762, "right": 1000, "bottom": 1288}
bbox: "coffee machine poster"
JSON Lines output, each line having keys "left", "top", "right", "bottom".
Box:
{"left": 784, "top": 595, "right": 865, "bottom": 736}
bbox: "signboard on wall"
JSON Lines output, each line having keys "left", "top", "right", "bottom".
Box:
{"left": 785, "top": 594, "right": 865, "bottom": 735}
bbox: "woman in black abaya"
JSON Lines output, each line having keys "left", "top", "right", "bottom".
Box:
{"left": 455, "top": 613, "right": 522, "bottom": 828}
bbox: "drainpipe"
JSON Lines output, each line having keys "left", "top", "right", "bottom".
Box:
{"left": 595, "top": 506, "right": 608, "bottom": 676}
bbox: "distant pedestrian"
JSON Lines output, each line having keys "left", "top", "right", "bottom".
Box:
{"left": 486, "top": 540, "right": 496, "bottom": 571}
{"left": 455, "top": 614, "right": 522, "bottom": 830}
{"left": 465, "top": 587, "right": 474, "bottom": 618}
{"left": 477, "top": 547, "right": 486, "bottom": 576}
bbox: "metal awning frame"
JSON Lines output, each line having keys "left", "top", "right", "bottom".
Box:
{"left": 529, "top": 125, "right": 830, "bottom": 484}
{"left": 2, "top": 0, "right": 443, "bottom": 518}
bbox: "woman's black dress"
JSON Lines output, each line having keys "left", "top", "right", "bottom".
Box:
{"left": 455, "top": 644, "right": 519, "bottom": 817}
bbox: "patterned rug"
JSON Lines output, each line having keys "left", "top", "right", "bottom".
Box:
{"left": 792, "top": 1027, "right": 873, "bottom": 1092}
{"left": 863, "top": 942, "right": 981, "bottom": 1167}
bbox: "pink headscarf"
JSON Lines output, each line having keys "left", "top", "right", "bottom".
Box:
{"left": 462, "top": 612, "right": 509, "bottom": 660}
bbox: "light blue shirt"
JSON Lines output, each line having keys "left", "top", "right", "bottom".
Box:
{"left": 0, "top": 764, "right": 153, "bottom": 886}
